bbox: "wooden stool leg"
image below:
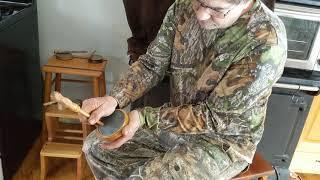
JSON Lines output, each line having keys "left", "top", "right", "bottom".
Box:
{"left": 41, "top": 122, "right": 47, "bottom": 145}
{"left": 82, "top": 122, "right": 89, "bottom": 141}
{"left": 45, "top": 116, "right": 53, "bottom": 142}
{"left": 42, "top": 72, "right": 53, "bottom": 143}
{"left": 55, "top": 73, "right": 62, "bottom": 92}
{"left": 76, "top": 155, "right": 83, "bottom": 180}
{"left": 92, "top": 77, "right": 100, "bottom": 97}
{"left": 46, "top": 116, "right": 58, "bottom": 142}
{"left": 44, "top": 72, "right": 53, "bottom": 103}
{"left": 100, "top": 72, "right": 106, "bottom": 96}
{"left": 40, "top": 155, "right": 48, "bottom": 180}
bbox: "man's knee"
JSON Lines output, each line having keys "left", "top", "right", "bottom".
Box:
{"left": 82, "top": 131, "right": 99, "bottom": 154}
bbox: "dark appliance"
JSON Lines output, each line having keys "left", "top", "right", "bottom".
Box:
{"left": 258, "top": 87, "right": 313, "bottom": 167}
{"left": 0, "top": 0, "right": 42, "bottom": 179}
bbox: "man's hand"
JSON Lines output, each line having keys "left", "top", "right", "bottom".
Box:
{"left": 80, "top": 96, "right": 118, "bottom": 125}
{"left": 100, "top": 110, "right": 141, "bottom": 150}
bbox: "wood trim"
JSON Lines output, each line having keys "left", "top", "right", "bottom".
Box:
{"left": 55, "top": 136, "right": 83, "bottom": 141}
{"left": 55, "top": 73, "right": 62, "bottom": 91}
{"left": 61, "top": 78, "right": 91, "bottom": 83}
{"left": 56, "top": 129, "right": 83, "bottom": 134}
{"left": 100, "top": 72, "right": 107, "bottom": 95}
{"left": 92, "top": 77, "right": 100, "bottom": 97}
{"left": 47, "top": 56, "right": 107, "bottom": 71}
{"left": 299, "top": 96, "right": 320, "bottom": 144}
{"left": 290, "top": 96, "right": 320, "bottom": 174}
{"left": 43, "top": 72, "right": 52, "bottom": 103}
{"left": 42, "top": 66, "right": 102, "bottom": 77}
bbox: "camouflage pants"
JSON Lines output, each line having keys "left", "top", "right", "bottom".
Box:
{"left": 83, "top": 129, "right": 248, "bottom": 180}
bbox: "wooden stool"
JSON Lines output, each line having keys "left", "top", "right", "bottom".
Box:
{"left": 233, "top": 152, "right": 275, "bottom": 180}
{"left": 41, "top": 56, "right": 107, "bottom": 142}
{"left": 40, "top": 142, "right": 83, "bottom": 180}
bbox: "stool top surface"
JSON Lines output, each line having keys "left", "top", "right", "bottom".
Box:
{"left": 45, "top": 104, "right": 79, "bottom": 119}
{"left": 40, "top": 142, "right": 82, "bottom": 158}
{"left": 45, "top": 56, "right": 107, "bottom": 72}
{"left": 233, "top": 152, "right": 274, "bottom": 179}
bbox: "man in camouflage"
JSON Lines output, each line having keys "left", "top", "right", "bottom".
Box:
{"left": 81, "top": 0, "right": 287, "bottom": 179}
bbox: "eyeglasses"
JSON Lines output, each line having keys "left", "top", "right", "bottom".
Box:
{"left": 195, "top": 0, "right": 238, "bottom": 19}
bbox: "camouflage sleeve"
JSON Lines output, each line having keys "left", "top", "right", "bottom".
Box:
{"left": 109, "top": 4, "right": 177, "bottom": 108}
{"left": 139, "top": 45, "right": 286, "bottom": 134}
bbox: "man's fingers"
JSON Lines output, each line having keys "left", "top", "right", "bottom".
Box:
{"left": 102, "top": 125, "right": 135, "bottom": 149}
{"left": 125, "top": 111, "right": 140, "bottom": 134}
{"left": 122, "top": 122, "right": 137, "bottom": 136}
{"left": 101, "top": 126, "right": 135, "bottom": 149}
{"left": 87, "top": 104, "right": 116, "bottom": 125}
{"left": 101, "top": 134, "right": 132, "bottom": 150}
{"left": 87, "top": 107, "right": 105, "bottom": 125}
{"left": 81, "top": 97, "right": 117, "bottom": 124}
{"left": 81, "top": 98, "right": 105, "bottom": 114}
{"left": 99, "top": 110, "right": 140, "bottom": 150}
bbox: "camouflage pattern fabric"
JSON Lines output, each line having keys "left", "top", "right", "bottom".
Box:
{"left": 84, "top": 0, "right": 287, "bottom": 179}
{"left": 83, "top": 129, "right": 248, "bottom": 179}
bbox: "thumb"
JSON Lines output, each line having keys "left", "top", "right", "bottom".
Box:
{"left": 122, "top": 125, "right": 132, "bottom": 136}
{"left": 122, "top": 119, "right": 137, "bottom": 136}
{"left": 122, "top": 111, "right": 140, "bottom": 136}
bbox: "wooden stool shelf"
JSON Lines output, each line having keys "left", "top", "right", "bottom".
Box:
{"left": 46, "top": 104, "right": 80, "bottom": 119}
{"left": 40, "top": 142, "right": 83, "bottom": 180}
{"left": 45, "top": 104, "right": 88, "bottom": 142}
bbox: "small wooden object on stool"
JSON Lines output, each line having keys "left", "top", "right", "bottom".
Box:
{"left": 233, "top": 152, "right": 275, "bottom": 180}
{"left": 40, "top": 142, "right": 83, "bottom": 180}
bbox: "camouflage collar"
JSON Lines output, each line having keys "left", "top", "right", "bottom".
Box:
{"left": 239, "top": 0, "right": 261, "bottom": 20}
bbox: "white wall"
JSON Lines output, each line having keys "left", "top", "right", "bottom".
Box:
{"left": 37, "top": 0, "right": 131, "bottom": 99}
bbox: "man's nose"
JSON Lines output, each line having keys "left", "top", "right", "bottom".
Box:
{"left": 195, "top": 7, "right": 211, "bottom": 21}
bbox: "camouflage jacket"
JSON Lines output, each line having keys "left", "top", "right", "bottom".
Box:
{"left": 110, "top": 0, "right": 287, "bottom": 163}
